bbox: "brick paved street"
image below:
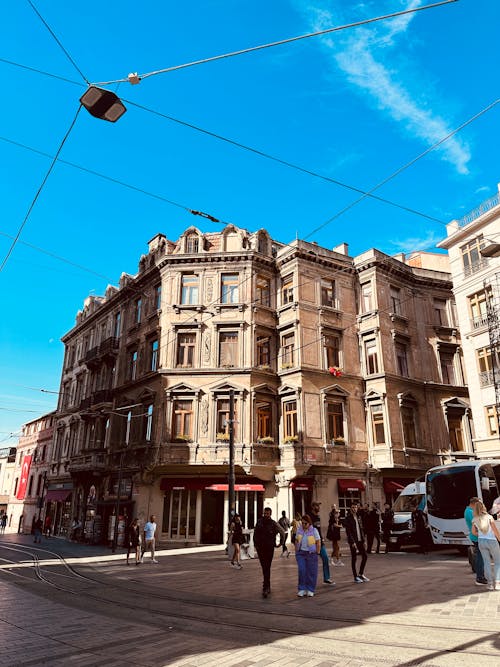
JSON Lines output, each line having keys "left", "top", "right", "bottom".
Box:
{"left": 1, "top": 535, "right": 500, "bottom": 666}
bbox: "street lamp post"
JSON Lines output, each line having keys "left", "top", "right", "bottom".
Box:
{"left": 228, "top": 390, "right": 235, "bottom": 522}
{"left": 111, "top": 408, "right": 133, "bottom": 553}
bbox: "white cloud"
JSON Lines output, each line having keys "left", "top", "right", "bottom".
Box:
{"left": 387, "top": 230, "right": 443, "bottom": 253}
{"left": 294, "top": 0, "right": 471, "bottom": 174}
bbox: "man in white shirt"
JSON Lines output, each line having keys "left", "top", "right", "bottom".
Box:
{"left": 141, "top": 514, "right": 158, "bottom": 563}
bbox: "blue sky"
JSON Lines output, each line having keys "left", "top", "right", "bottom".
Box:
{"left": 1, "top": 0, "right": 499, "bottom": 440}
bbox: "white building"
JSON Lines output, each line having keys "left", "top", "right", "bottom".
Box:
{"left": 438, "top": 184, "right": 500, "bottom": 457}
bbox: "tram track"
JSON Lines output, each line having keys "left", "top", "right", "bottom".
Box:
{"left": 0, "top": 540, "right": 499, "bottom": 665}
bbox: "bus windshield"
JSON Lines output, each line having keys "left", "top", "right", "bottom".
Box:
{"left": 426, "top": 466, "right": 477, "bottom": 519}
{"left": 392, "top": 494, "right": 424, "bottom": 513}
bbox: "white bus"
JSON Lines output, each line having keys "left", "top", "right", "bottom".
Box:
{"left": 426, "top": 460, "right": 500, "bottom": 547}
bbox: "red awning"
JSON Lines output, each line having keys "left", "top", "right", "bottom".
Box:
{"left": 383, "top": 480, "right": 406, "bottom": 493}
{"left": 45, "top": 489, "right": 72, "bottom": 502}
{"left": 290, "top": 477, "right": 313, "bottom": 491}
{"left": 337, "top": 479, "right": 365, "bottom": 492}
{"left": 205, "top": 483, "right": 265, "bottom": 492}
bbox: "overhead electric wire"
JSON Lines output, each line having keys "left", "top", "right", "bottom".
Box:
{"left": 304, "top": 96, "right": 500, "bottom": 242}
{"left": 27, "top": 0, "right": 89, "bottom": 84}
{"left": 92, "top": 0, "right": 459, "bottom": 86}
{"left": 0, "top": 57, "right": 82, "bottom": 87}
{"left": 0, "top": 105, "right": 82, "bottom": 274}
{"left": 125, "top": 100, "right": 445, "bottom": 224}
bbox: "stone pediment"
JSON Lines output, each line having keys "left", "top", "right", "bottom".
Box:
{"left": 321, "top": 384, "right": 350, "bottom": 397}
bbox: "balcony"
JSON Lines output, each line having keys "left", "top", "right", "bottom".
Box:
{"left": 68, "top": 451, "right": 108, "bottom": 472}
{"left": 84, "top": 346, "right": 100, "bottom": 368}
{"left": 84, "top": 338, "right": 119, "bottom": 368}
{"left": 471, "top": 314, "right": 488, "bottom": 330}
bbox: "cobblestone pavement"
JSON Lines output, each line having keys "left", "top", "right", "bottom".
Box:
{"left": 0, "top": 535, "right": 499, "bottom": 666}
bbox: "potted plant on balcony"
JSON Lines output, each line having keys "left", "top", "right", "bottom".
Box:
{"left": 332, "top": 436, "right": 345, "bottom": 446}
{"left": 174, "top": 434, "right": 192, "bottom": 443}
{"left": 328, "top": 366, "right": 343, "bottom": 377}
{"left": 257, "top": 364, "right": 271, "bottom": 371}
{"left": 216, "top": 432, "right": 230, "bottom": 442}
{"left": 282, "top": 362, "right": 294, "bottom": 370}
{"left": 283, "top": 435, "right": 299, "bottom": 444}
{"left": 258, "top": 436, "right": 274, "bottom": 445}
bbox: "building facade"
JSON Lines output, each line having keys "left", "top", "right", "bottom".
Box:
{"left": 438, "top": 184, "right": 500, "bottom": 457}
{"left": 50, "top": 225, "right": 468, "bottom": 544}
{"left": 4, "top": 413, "right": 54, "bottom": 535}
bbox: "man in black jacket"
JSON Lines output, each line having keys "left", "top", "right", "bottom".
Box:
{"left": 253, "top": 507, "right": 285, "bottom": 598}
{"left": 344, "top": 502, "right": 369, "bottom": 583}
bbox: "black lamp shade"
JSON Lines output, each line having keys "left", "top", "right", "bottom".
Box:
{"left": 80, "top": 86, "right": 127, "bottom": 122}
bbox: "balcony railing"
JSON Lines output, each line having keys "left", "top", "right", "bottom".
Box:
{"left": 479, "top": 370, "right": 494, "bottom": 387}
{"left": 464, "top": 258, "right": 489, "bottom": 277}
{"left": 471, "top": 314, "right": 488, "bottom": 330}
{"left": 457, "top": 192, "right": 500, "bottom": 227}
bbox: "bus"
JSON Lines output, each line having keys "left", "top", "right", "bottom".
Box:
{"left": 425, "top": 460, "right": 500, "bottom": 547}
{"left": 389, "top": 481, "right": 426, "bottom": 550}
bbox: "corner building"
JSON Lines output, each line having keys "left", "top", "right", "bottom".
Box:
{"left": 52, "top": 225, "right": 469, "bottom": 544}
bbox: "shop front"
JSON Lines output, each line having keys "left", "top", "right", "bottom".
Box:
{"left": 337, "top": 479, "right": 365, "bottom": 518}
{"left": 45, "top": 486, "right": 73, "bottom": 537}
{"left": 290, "top": 477, "right": 314, "bottom": 516}
{"left": 161, "top": 477, "right": 265, "bottom": 544}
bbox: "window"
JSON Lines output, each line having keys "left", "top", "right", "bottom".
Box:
{"left": 365, "top": 339, "right": 379, "bottom": 375}
{"left": 219, "top": 331, "right": 239, "bottom": 367}
{"left": 125, "top": 411, "right": 132, "bottom": 445}
{"left": 283, "top": 400, "right": 298, "bottom": 439}
{"left": 401, "top": 406, "right": 417, "bottom": 447}
{"left": 486, "top": 405, "right": 499, "bottom": 436}
{"left": 256, "top": 335, "right": 270, "bottom": 367}
{"left": 221, "top": 274, "right": 239, "bottom": 303}
{"left": 114, "top": 312, "right": 121, "bottom": 338}
{"left": 477, "top": 347, "right": 494, "bottom": 386}
{"left": 145, "top": 404, "right": 154, "bottom": 442}
{"left": 434, "top": 299, "right": 448, "bottom": 326}
{"left": 257, "top": 402, "right": 272, "bottom": 439}
{"left": 181, "top": 274, "right": 199, "bottom": 304}
{"left": 172, "top": 400, "right": 193, "bottom": 439}
{"left": 390, "top": 286, "right": 402, "bottom": 316}
{"left": 134, "top": 298, "right": 142, "bottom": 324}
{"left": 371, "top": 405, "right": 386, "bottom": 445}
{"left": 461, "top": 236, "right": 486, "bottom": 276}
{"left": 154, "top": 284, "right": 162, "bottom": 311}
{"left": 177, "top": 333, "right": 196, "bottom": 368}
{"left": 150, "top": 339, "right": 159, "bottom": 371}
{"left": 282, "top": 275, "right": 294, "bottom": 305}
{"left": 361, "top": 282, "right": 373, "bottom": 313}
{"left": 321, "top": 279, "right": 336, "bottom": 308}
{"left": 129, "top": 349, "right": 138, "bottom": 381}
{"left": 395, "top": 341, "right": 409, "bottom": 377}
{"left": 281, "top": 332, "right": 295, "bottom": 368}
{"left": 440, "top": 350, "right": 456, "bottom": 385}
{"left": 186, "top": 234, "right": 199, "bottom": 253}
{"left": 256, "top": 276, "right": 271, "bottom": 307}
{"left": 469, "top": 289, "right": 490, "bottom": 329}
{"left": 448, "top": 415, "right": 464, "bottom": 451}
{"left": 326, "top": 402, "right": 344, "bottom": 442}
{"left": 216, "top": 399, "right": 238, "bottom": 438}
{"left": 324, "top": 334, "right": 340, "bottom": 368}
{"left": 258, "top": 236, "right": 267, "bottom": 254}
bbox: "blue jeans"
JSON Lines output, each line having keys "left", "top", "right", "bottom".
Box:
{"left": 319, "top": 544, "right": 331, "bottom": 581}
{"left": 478, "top": 538, "right": 500, "bottom": 584}
{"left": 296, "top": 550, "right": 319, "bottom": 592}
{"left": 473, "top": 542, "right": 485, "bottom": 581}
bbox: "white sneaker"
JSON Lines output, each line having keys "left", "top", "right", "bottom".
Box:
{"left": 337, "top": 560, "right": 345, "bottom": 567}
{"left": 140, "top": 557, "right": 144, "bottom": 563}
{"left": 360, "top": 574, "right": 370, "bottom": 582}
{"left": 306, "top": 591, "right": 315, "bottom": 597}
{"left": 297, "top": 590, "right": 306, "bottom": 597}
{"left": 152, "top": 559, "right": 159, "bottom": 564}
{"left": 354, "top": 576, "right": 364, "bottom": 583}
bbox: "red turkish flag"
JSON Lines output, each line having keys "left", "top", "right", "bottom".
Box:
{"left": 16, "top": 455, "right": 32, "bottom": 500}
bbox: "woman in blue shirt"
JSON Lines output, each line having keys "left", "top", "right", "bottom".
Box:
{"left": 294, "top": 514, "right": 321, "bottom": 597}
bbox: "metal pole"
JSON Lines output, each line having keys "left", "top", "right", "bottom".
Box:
{"left": 111, "top": 450, "right": 124, "bottom": 553}
{"left": 228, "top": 389, "right": 235, "bottom": 521}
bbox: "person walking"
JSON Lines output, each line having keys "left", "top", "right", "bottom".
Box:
{"left": 0, "top": 513, "right": 6, "bottom": 533}
{"left": 381, "top": 503, "right": 394, "bottom": 553}
{"left": 33, "top": 517, "right": 43, "bottom": 543}
{"left": 345, "top": 502, "right": 369, "bottom": 583}
{"left": 253, "top": 507, "right": 285, "bottom": 598}
{"left": 412, "top": 503, "right": 429, "bottom": 555}
{"left": 44, "top": 515, "right": 52, "bottom": 538}
{"left": 327, "top": 504, "right": 344, "bottom": 566}
{"left": 295, "top": 514, "right": 321, "bottom": 597}
{"left": 141, "top": 514, "right": 158, "bottom": 563}
{"left": 290, "top": 512, "right": 301, "bottom": 546}
{"left": 472, "top": 500, "right": 500, "bottom": 590}
{"left": 309, "top": 501, "right": 335, "bottom": 585}
{"left": 278, "top": 510, "right": 291, "bottom": 557}
{"left": 365, "top": 503, "right": 381, "bottom": 554}
{"left": 229, "top": 513, "right": 244, "bottom": 569}
{"left": 127, "top": 518, "right": 141, "bottom": 565}
{"left": 464, "top": 497, "right": 487, "bottom": 586}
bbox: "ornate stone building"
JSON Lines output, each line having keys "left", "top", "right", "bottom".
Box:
{"left": 49, "top": 225, "right": 469, "bottom": 544}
